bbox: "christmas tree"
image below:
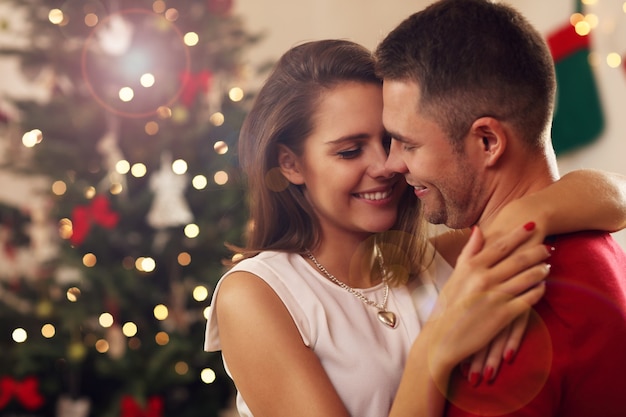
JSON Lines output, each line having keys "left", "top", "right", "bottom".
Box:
{"left": 0, "top": 1, "right": 261, "bottom": 416}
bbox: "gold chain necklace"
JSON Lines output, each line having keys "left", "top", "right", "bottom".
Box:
{"left": 305, "top": 245, "right": 398, "bottom": 329}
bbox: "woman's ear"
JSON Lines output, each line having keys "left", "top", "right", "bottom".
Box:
{"left": 277, "top": 144, "right": 305, "bottom": 185}
{"left": 470, "top": 117, "right": 507, "bottom": 167}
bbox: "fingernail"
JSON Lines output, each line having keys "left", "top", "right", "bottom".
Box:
{"left": 523, "top": 221, "right": 536, "bottom": 231}
{"left": 469, "top": 372, "right": 482, "bottom": 387}
{"left": 484, "top": 366, "right": 494, "bottom": 382}
{"left": 544, "top": 244, "right": 555, "bottom": 255}
{"left": 504, "top": 349, "right": 516, "bottom": 363}
{"left": 461, "top": 362, "right": 470, "bottom": 378}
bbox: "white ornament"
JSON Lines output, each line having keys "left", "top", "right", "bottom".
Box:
{"left": 56, "top": 396, "right": 91, "bottom": 417}
{"left": 97, "top": 13, "right": 133, "bottom": 56}
{"left": 97, "top": 116, "right": 127, "bottom": 195}
{"left": 147, "top": 152, "right": 193, "bottom": 229}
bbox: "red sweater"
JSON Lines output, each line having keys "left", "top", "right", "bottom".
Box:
{"left": 445, "top": 231, "right": 626, "bottom": 417}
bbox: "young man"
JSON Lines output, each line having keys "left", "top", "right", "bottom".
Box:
{"left": 375, "top": 0, "right": 626, "bottom": 416}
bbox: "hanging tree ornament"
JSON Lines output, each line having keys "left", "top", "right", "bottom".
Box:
{"left": 96, "top": 115, "right": 127, "bottom": 196}
{"left": 146, "top": 152, "right": 193, "bottom": 230}
{"left": 96, "top": 12, "right": 133, "bottom": 56}
{"left": 56, "top": 395, "right": 91, "bottom": 417}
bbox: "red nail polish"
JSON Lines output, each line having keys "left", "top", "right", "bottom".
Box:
{"left": 523, "top": 221, "right": 536, "bottom": 231}
{"left": 469, "top": 372, "right": 482, "bottom": 387}
{"left": 504, "top": 349, "right": 515, "bottom": 363}
{"left": 484, "top": 366, "right": 494, "bottom": 382}
{"left": 544, "top": 244, "right": 555, "bottom": 254}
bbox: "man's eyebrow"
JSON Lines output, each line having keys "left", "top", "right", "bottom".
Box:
{"left": 387, "top": 130, "right": 411, "bottom": 143}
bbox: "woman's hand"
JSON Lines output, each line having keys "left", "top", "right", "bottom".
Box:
{"left": 463, "top": 310, "right": 529, "bottom": 385}
{"left": 424, "top": 222, "right": 551, "bottom": 384}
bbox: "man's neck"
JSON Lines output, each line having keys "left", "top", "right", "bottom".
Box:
{"left": 477, "top": 154, "right": 559, "bottom": 231}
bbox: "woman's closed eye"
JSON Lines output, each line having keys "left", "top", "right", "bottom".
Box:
{"left": 337, "top": 147, "right": 362, "bottom": 159}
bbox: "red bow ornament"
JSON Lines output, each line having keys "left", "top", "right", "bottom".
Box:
{"left": 120, "top": 395, "right": 163, "bottom": 417}
{"left": 0, "top": 376, "right": 45, "bottom": 410}
{"left": 70, "top": 195, "right": 119, "bottom": 246}
{"left": 178, "top": 70, "right": 212, "bottom": 108}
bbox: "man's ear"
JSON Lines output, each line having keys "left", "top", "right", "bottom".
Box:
{"left": 470, "top": 117, "right": 507, "bottom": 167}
{"left": 277, "top": 144, "right": 305, "bottom": 185}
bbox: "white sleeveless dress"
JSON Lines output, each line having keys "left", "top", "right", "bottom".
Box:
{"left": 205, "top": 248, "right": 452, "bottom": 417}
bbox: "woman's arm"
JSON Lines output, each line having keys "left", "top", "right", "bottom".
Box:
{"left": 216, "top": 271, "right": 351, "bottom": 417}
{"left": 390, "top": 224, "right": 551, "bottom": 417}
{"left": 487, "top": 169, "right": 626, "bottom": 240}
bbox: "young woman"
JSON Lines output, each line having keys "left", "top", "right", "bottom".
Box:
{"left": 205, "top": 40, "right": 626, "bottom": 417}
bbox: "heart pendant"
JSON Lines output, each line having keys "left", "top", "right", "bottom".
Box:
{"left": 377, "top": 310, "right": 398, "bottom": 329}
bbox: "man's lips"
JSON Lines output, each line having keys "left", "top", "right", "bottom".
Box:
{"left": 412, "top": 185, "right": 428, "bottom": 198}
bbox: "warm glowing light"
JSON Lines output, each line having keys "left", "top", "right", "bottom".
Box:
{"left": 214, "top": 141, "right": 228, "bottom": 154}
{"left": 95, "top": 339, "right": 110, "bottom": 353}
{"left": 131, "top": 163, "right": 147, "bottom": 177}
{"left": 178, "top": 252, "right": 191, "bottom": 266}
{"left": 192, "top": 175, "right": 208, "bottom": 190}
{"left": 229, "top": 87, "right": 244, "bottom": 102}
{"left": 110, "top": 183, "right": 123, "bottom": 195}
{"left": 214, "top": 171, "right": 229, "bottom": 185}
{"left": 153, "top": 1, "right": 166, "bottom": 13}
{"left": 12, "top": 328, "right": 27, "bottom": 343}
{"left": 175, "top": 361, "right": 189, "bottom": 375}
{"left": 154, "top": 304, "right": 169, "bottom": 320}
{"left": 607, "top": 52, "right": 622, "bottom": 68}
{"left": 184, "top": 224, "right": 200, "bottom": 238}
{"left": 67, "top": 287, "right": 81, "bottom": 302}
{"left": 203, "top": 306, "right": 211, "bottom": 319}
{"left": 157, "top": 106, "right": 172, "bottom": 119}
{"left": 85, "top": 13, "right": 99, "bottom": 27}
{"left": 581, "top": 0, "right": 597, "bottom": 4}
{"left": 623, "top": 2, "right": 626, "bottom": 13}
{"left": 119, "top": 87, "right": 134, "bottom": 102}
{"left": 193, "top": 286, "right": 209, "bottom": 302}
{"left": 41, "top": 324, "right": 56, "bottom": 338}
{"left": 83, "top": 253, "right": 97, "bottom": 267}
{"left": 140, "top": 73, "right": 155, "bottom": 87}
{"left": 570, "top": 13, "right": 584, "bottom": 26}
{"left": 574, "top": 21, "right": 591, "bottom": 36}
{"left": 172, "top": 159, "right": 188, "bottom": 174}
{"left": 122, "top": 322, "right": 138, "bottom": 337}
{"left": 184, "top": 32, "right": 199, "bottom": 46}
{"left": 99, "top": 312, "right": 114, "bottom": 328}
{"left": 84, "top": 186, "right": 96, "bottom": 199}
{"left": 145, "top": 121, "right": 159, "bottom": 135}
{"left": 155, "top": 331, "right": 170, "bottom": 345}
{"left": 584, "top": 14, "right": 598, "bottom": 29}
{"left": 136, "top": 257, "right": 156, "bottom": 272}
{"left": 165, "top": 8, "right": 179, "bottom": 21}
{"left": 209, "top": 112, "right": 224, "bottom": 126}
{"left": 22, "top": 129, "right": 43, "bottom": 147}
{"left": 49, "top": 9, "right": 64, "bottom": 25}
{"left": 201, "top": 368, "right": 216, "bottom": 384}
{"left": 52, "top": 180, "right": 67, "bottom": 195}
{"left": 59, "top": 218, "right": 73, "bottom": 239}
{"left": 116, "top": 160, "right": 130, "bottom": 174}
